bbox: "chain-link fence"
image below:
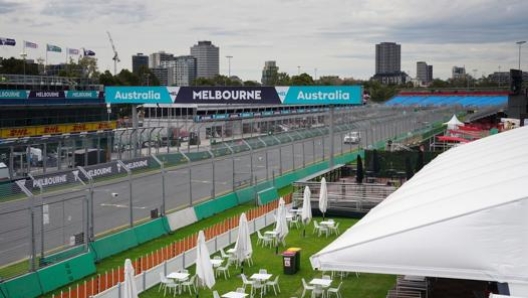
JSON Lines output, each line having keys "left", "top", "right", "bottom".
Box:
{"left": 0, "top": 106, "right": 457, "bottom": 279}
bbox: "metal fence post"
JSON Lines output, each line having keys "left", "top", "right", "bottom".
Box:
{"left": 117, "top": 160, "right": 133, "bottom": 228}
{"left": 28, "top": 174, "right": 45, "bottom": 261}
{"left": 208, "top": 150, "right": 216, "bottom": 199}
{"left": 75, "top": 166, "right": 95, "bottom": 241}
{"left": 15, "top": 180, "right": 37, "bottom": 271}
{"left": 151, "top": 155, "right": 166, "bottom": 215}
{"left": 180, "top": 152, "right": 192, "bottom": 206}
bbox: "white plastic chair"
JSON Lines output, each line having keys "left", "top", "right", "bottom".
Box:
{"left": 241, "top": 273, "right": 254, "bottom": 290}
{"left": 213, "top": 290, "right": 221, "bottom": 298}
{"left": 251, "top": 280, "right": 265, "bottom": 298}
{"left": 180, "top": 274, "right": 197, "bottom": 294}
{"left": 329, "top": 222, "right": 340, "bottom": 235}
{"left": 259, "top": 268, "right": 268, "bottom": 274}
{"left": 245, "top": 252, "right": 254, "bottom": 267}
{"left": 257, "top": 230, "right": 273, "bottom": 247}
{"left": 327, "top": 281, "right": 343, "bottom": 298}
{"left": 301, "top": 278, "right": 315, "bottom": 298}
{"left": 216, "top": 261, "right": 231, "bottom": 279}
{"left": 265, "top": 275, "right": 281, "bottom": 295}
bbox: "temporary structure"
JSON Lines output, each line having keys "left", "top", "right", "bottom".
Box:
{"left": 318, "top": 177, "right": 328, "bottom": 220}
{"left": 275, "top": 197, "right": 289, "bottom": 245}
{"left": 234, "top": 213, "right": 253, "bottom": 267}
{"left": 122, "top": 259, "right": 138, "bottom": 298}
{"left": 310, "top": 126, "right": 528, "bottom": 296}
{"left": 196, "top": 230, "right": 215, "bottom": 289}
{"left": 444, "top": 114, "right": 464, "bottom": 130}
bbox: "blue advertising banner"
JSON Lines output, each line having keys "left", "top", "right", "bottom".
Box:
{"left": 175, "top": 87, "right": 281, "bottom": 104}
{"left": 104, "top": 86, "right": 363, "bottom": 105}
{"left": 65, "top": 91, "right": 100, "bottom": 99}
{"left": 0, "top": 90, "right": 27, "bottom": 99}
{"left": 29, "top": 91, "right": 65, "bottom": 99}
{"left": 105, "top": 87, "right": 178, "bottom": 104}
{"left": 276, "top": 86, "right": 362, "bottom": 105}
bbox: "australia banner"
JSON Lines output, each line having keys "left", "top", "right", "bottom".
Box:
{"left": 105, "top": 86, "right": 363, "bottom": 105}
{"left": 46, "top": 44, "right": 62, "bottom": 52}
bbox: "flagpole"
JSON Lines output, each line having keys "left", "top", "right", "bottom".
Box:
{"left": 45, "top": 45, "right": 48, "bottom": 75}
{"left": 66, "top": 47, "right": 68, "bottom": 64}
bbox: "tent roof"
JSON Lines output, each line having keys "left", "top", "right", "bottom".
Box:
{"left": 310, "top": 126, "right": 528, "bottom": 294}
{"left": 444, "top": 114, "right": 465, "bottom": 126}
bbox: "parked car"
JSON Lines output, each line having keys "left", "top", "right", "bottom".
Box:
{"left": 343, "top": 131, "right": 361, "bottom": 144}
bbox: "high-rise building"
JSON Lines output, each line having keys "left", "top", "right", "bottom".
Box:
{"left": 132, "top": 53, "right": 149, "bottom": 74}
{"left": 150, "top": 67, "right": 170, "bottom": 86}
{"left": 416, "top": 61, "right": 433, "bottom": 84}
{"left": 375, "top": 42, "right": 401, "bottom": 75}
{"left": 261, "top": 61, "right": 279, "bottom": 85}
{"left": 190, "top": 41, "right": 219, "bottom": 79}
{"left": 149, "top": 51, "right": 174, "bottom": 69}
{"left": 452, "top": 66, "right": 466, "bottom": 80}
{"left": 162, "top": 56, "right": 197, "bottom": 86}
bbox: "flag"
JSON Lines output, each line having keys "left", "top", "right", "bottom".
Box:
{"left": 0, "top": 37, "right": 16, "bottom": 46}
{"left": 83, "top": 49, "right": 96, "bottom": 56}
{"left": 68, "top": 48, "right": 80, "bottom": 55}
{"left": 24, "top": 41, "right": 38, "bottom": 49}
{"left": 46, "top": 44, "right": 62, "bottom": 53}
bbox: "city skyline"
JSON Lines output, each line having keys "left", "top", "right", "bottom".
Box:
{"left": 0, "top": 0, "right": 527, "bottom": 81}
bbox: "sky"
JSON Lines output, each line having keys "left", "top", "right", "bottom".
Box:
{"left": 1, "top": 0, "right": 528, "bottom": 82}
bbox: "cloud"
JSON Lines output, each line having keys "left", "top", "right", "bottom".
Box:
{"left": 0, "top": 0, "right": 21, "bottom": 14}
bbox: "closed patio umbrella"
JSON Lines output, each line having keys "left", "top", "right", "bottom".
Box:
{"left": 301, "top": 186, "right": 312, "bottom": 237}
{"left": 196, "top": 230, "right": 215, "bottom": 291}
{"left": 234, "top": 213, "right": 253, "bottom": 272}
{"left": 319, "top": 177, "right": 328, "bottom": 220}
{"left": 275, "top": 197, "right": 289, "bottom": 249}
{"left": 122, "top": 259, "right": 138, "bottom": 298}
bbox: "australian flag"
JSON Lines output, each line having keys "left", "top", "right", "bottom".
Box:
{"left": 24, "top": 41, "right": 38, "bottom": 49}
{"left": 0, "top": 37, "right": 16, "bottom": 46}
{"left": 83, "top": 49, "right": 96, "bottom": 56}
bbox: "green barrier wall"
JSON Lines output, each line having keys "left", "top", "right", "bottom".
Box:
{"left": 257, "top": 187, "right": 279, "bottom": 205}
{"left": 186, "top": 151, "right": 212, "bottom": 162}
{"left": 235, "top": 187, "right": 255, "bottom": 204}
{"left": 37, "top": 253, "right": 96, "bottom": 294}
{"left": 194, "top": 193, "right": 239, "bottom": 220}
{"left": 134, "top": 218, "right": 170, "bottom": 244}
{"left": 40, "top": 245, "right": 86, "bottom": 265}
{"left": 0, "top": 272, "right": 42, "bottom": 298}
{"left": 90, "top": 228, "right": 138, "bottom": 261}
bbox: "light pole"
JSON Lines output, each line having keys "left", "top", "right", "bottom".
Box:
{"left": 297, "top": 65, "right": 300, "bottom": 75}
{"left": 20, "top": 52, "right": 27, "bottom": 90}
{"left": 516, "top": 41, "right": 526, "bottom": 70}
{"left": 472, "top": 69, "right": 478, "bottom": 87}
{"left": 226, "top": 55, "right": 233, "bottom": 78}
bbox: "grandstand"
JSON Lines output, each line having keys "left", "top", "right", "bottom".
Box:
{"left": 385, "top": 91, "right": 508, "bottom": 107}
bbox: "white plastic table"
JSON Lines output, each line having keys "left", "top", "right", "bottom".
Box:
{"left": 221, "top": 292, "right": 249, "bottom": 298}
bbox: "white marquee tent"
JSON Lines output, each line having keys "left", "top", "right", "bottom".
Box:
{"left": 310, "top": 126, "right": 528, "bottom": 296}
{"left": 445, "top": 114, "right": 465, "bottom": 130}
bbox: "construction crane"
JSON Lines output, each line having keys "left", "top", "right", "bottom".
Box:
{"left": 106, "top": 31, "right": 120, "bottom": 75}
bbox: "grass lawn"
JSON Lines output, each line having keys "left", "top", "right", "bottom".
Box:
{"left": 139, "top": 216, "right": 396, "bottom": 298}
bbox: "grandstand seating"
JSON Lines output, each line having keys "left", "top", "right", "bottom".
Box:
{"left": 385, "top": 92, "right": 508, "bottom": 107}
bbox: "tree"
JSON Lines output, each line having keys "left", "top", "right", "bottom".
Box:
{"left": 78, "top": 56, "right": 100, "bottom": 79}
{"left": 243, "top": 80, "right": 261, "bottom": 86}
{"left": 291, "top": 73, "right": 314, "bottom": 85}
{"left": 116, "top": 69, "right": 140, "bottom": 86}
{"left": 356, "top": 155, "right": 364, "bottom": 184}
{"left": 192, "top": 77, "right": 215, "bottom": 86}
{"left": 99, "top": 70, "right": 118, "bottom": 86}
{"left": 275, "top": 72, "right": 291, "bottom": 85}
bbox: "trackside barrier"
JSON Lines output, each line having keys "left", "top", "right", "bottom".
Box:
{"left": 37, "top": 253, "right": 96, "bottom": 294}
{"left": 193, "top": 193, "right": 239, "bottom": 220}
{"left": 40, "top": 245, "right": 87, "bottom": 266}
{"left": 235, "top": 186, "right": 256, "bottom": 204}
{"left": 166, "top": 207, "right": 198, "bottom": 231}
{"left": 90, "top": 217, "right": 170, "bottom": 261}
{"left": 258, "top": 187, "right": 279, "bottom": 205}
{"left": 53, "top": 196, "right": 290, "bottom": 298}
{"left": 0, "top": 272, "right": 42, "bottom": 298}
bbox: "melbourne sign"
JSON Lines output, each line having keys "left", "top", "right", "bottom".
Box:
{"left": 105, "top": 86, "right": 363, "bottom": 105}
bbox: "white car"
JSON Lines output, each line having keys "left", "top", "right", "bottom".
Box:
{"left": 343, "top": 131, "right": 361, "bottom": 144}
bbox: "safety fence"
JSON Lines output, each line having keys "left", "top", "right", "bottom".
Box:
{"left": 49, "top": 195, "right": 291, "bottom": 298}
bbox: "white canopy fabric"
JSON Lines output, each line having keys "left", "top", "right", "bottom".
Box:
{"left": 122, "top": 259, "right": 138, "bottom": 298}
{"left": 310, "top": 126, "right": 528, "bottom": 295}
{"left": 196, "top": 230, "right": 216, "bottom": 289}
{"left": 275, "top": 197, "right": 289, "bottom": 244}
{"left": 301, "top": 186, "right": 312, "bottom": 225}
{"left": 234, "top": 213, "right": 253, "bottom": 264}
{"left": 444, "top": 114, "right": 465, "bottom": 130}
{"left": 319, "top": 177, "right": 328, "bottom": 219}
